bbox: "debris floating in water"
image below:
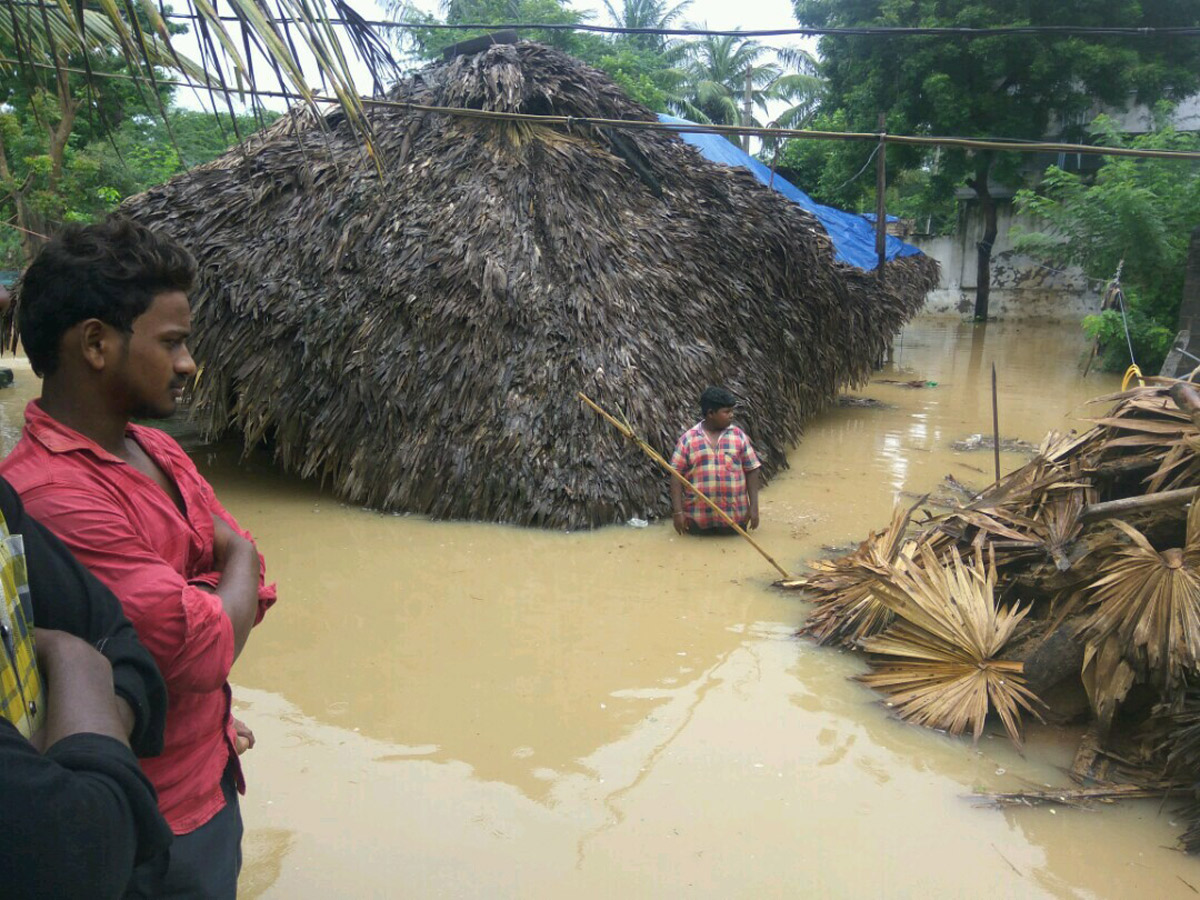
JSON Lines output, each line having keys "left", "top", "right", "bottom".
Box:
{"left": 873, "top": 379, "right": 939, "bottom": 388}
{"left": 951, "top": 433, "right": 1037, "bottom": 454}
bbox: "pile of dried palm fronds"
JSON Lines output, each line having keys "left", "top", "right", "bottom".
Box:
{"left": 118, "top": 41, "right": 937, "bottom": 529}
{"left": 790, "top": 378, "right": 1200, "bottom": 851}
{"left": 859, "top": 546, "right": 1041, "bottom": 747}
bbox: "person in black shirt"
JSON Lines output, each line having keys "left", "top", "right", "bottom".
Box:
{"left": 0, "top": 476, "right": 170, "bottom": 898}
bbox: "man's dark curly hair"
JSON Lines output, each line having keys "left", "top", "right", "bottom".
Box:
{"left": 17, "top": 217, "right": 196, "bottom": 376}
{"left": 700, "top": 386, "right": 738, "bottom": 416}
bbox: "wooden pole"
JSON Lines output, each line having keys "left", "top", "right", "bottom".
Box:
{"left": 991, "top": 363, "right": 1001, "bottom": 483}
{"left": 1081, "top": 486, "right": 1198, "bottom": 521}
{"left": 577, "top": 392, "right": 794, "bottom": 581}
{"left": 743, "top": 69, "right": 753, "bottom": 154}
{"left": 875, "top": 112, "right": 887, "bottom": 281}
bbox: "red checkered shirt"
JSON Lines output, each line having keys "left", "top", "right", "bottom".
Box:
{"left": 669, "top": 423, "right": 761, "bottom": 528}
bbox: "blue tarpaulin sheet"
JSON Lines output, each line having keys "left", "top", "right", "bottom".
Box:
{"left": 658, "top": 114, "right": 924, "bottom": 271}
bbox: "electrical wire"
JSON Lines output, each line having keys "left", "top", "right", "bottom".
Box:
{"left": 140, "top": 12, "right": 1200, "bottom": 40}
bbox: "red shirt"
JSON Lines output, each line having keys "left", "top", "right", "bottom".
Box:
{"left": 669, "top": 423, "right": 761, "bottom": 528}
{"left": 0, "top": 401, "right": 276, "bottom": 834}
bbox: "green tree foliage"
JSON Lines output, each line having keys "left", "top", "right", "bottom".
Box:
{"left": 791, "top": 0, "right": 1200, "bottom": 317}
{"left": 591, "top": 0, "right": 691, "bottom": 110}
{"left": 387, "top": 0, "right": 587, "bottom": 59}
{"left": 600, "top": 0, "right": 691, "bottom": 53}
{"left": 672, "top": 33, "right": 821, "bottom": 148}
{"left": 387, "top": 0, "right": 690, "bottom": 110}
{"left": 1013, "top": 111, "right": 1200, "bottom": 373}
{"left": 0, "top": 104, "right": 279, "bottom": 269}
{"left": 0, "top": 1, "right": 186, "bottom": 259}
{"left": 385, "top": 0, "right": 820, "bottom": 122}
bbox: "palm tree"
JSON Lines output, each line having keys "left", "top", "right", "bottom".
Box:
{"left": 769, "top": 46, "right": 823, "bottom": 131}
{"left": 673, "top": 32, "right": 821, "bottom": 151}
{"left": 600, "top": 0, "right": 692, "bottom": 53}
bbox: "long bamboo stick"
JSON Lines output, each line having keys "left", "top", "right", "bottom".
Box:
{"left": 577, "top": 392, "right": 794, "bottom": 580}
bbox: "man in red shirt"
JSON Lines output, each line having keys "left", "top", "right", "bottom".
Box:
{"left": 1, "top": 217, "right": 276, "bottom": 899}
{"left": 670, "top": 386, "right": 762, "bottom": 535}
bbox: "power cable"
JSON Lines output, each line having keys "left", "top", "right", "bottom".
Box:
{"left": 142, "top": 13, "right": 1200, "bottom": 40}
{"left": 834, "top": 143, "right": 881, "bottom": 191}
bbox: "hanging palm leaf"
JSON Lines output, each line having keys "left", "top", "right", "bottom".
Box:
{"left": 1079, "top": 490, "right": 1200, "bottom": 728}
{"left": 858, "top": 546, "right": 1042, "bottom": 746}
{"left": 0, "top": 0, "right": 396, "bottom": 151}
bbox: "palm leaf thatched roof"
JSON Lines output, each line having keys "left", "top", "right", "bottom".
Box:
{"left": 121, "top": 41, "right": 937, "bottom": 528}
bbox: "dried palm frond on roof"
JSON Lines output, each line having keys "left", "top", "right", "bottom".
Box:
{"left": 1078, "top": 491, "right": 1200, "bottom": 729}
{"left": 858, "top": 546, "right": 1041, "bottom": 747}
{"left": 119, "top": 41, "right": 937, "bottom": 528}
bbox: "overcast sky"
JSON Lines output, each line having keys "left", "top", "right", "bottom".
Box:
{"left": 174, "top": 0, "right": 810, "bottom": 112}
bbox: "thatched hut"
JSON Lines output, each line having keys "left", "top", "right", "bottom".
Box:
{"left": 123, "top": 41, "right": 937, "bottom": 528}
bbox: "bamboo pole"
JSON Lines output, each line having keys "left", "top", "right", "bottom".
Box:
{"left": 1080, "top": 486, "right": 1197, "bottom": 520}
{"left": 874, "top": 112, "right": 887, "bottom": 281}
{"left": 577, "top": 392, "right": 794, "bottom": 581}
{"left": 991, "top": 363, "right": 1001, "bottom": 483}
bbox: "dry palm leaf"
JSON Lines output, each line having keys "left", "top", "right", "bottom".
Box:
{"left": 1029, "top": 483, "right": 1092, "bottom": 573}
{"left": 1086, "top": 384, "right": 1200, "bottom": 493}
{"left": 1155, "top": 688, "right": 1200, "bottom": 780}
{"left": 1153, "top": 690, "right": 1200, "bottom": 854}
{"left": 800, "top": 499, "right": 922, "bottom": 647}
{"left": 1080, "top": 635, "right": 1139, "bottom": 732}
{"left": 858, "top": 546, "right": 1042, "bottom": 747}
{"left": 1080, "top": 490, "right": 1200, "bottom": 727}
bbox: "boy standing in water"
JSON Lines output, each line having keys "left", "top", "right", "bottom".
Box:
{"left": 1, "top": 217, "right": 276, "bottom": 899}
{"left": 670, "top": 386, "right": 762, "bottom": 535}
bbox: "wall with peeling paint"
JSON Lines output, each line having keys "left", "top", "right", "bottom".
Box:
{"left": 908, "top": 204, "right": 1102, "bottom": 320}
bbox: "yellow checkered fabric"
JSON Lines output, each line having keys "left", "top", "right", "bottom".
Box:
{"left": 0, "top": 510, "right": 43, "bottom": 738}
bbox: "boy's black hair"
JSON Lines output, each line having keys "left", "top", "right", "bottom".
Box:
{"left": 700, "top": 386, "right": 738, "bottom": 416}
{"left": 18, "top": 217, "right": 196, "bottom": 376}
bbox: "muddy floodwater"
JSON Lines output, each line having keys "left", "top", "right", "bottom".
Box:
{"left": 4, "top": 319, "right": 1200, "bottom": 898}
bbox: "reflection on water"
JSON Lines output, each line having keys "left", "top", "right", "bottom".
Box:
{"left": 3, "top": 321, "right": 1197, "bottom": 897}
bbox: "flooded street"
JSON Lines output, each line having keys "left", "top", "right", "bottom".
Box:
{"left": 4, "top": 318, "right": 1199, "bottom": 897}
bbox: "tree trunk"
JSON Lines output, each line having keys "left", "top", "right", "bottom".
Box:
{"left": 742, "top": 68, "right": 753, "bottom": 153}
{"left": 0, "top": 131, "right": 41, "bottom": 263}
{"left": 0, "top": 61, "right": 82, "bottom": 263}
{"left": 966, "top": 152, "right": 997, "bottom": 322}
{"left": 48, "top": 63, "right": 80, "bottom": 191}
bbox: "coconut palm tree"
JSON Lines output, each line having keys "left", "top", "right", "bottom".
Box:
{"left": 600, "top": 0, "right": 692, "bottom": 53}
{"left": 672, "top": 31, "right": 821, "bottom": 150}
